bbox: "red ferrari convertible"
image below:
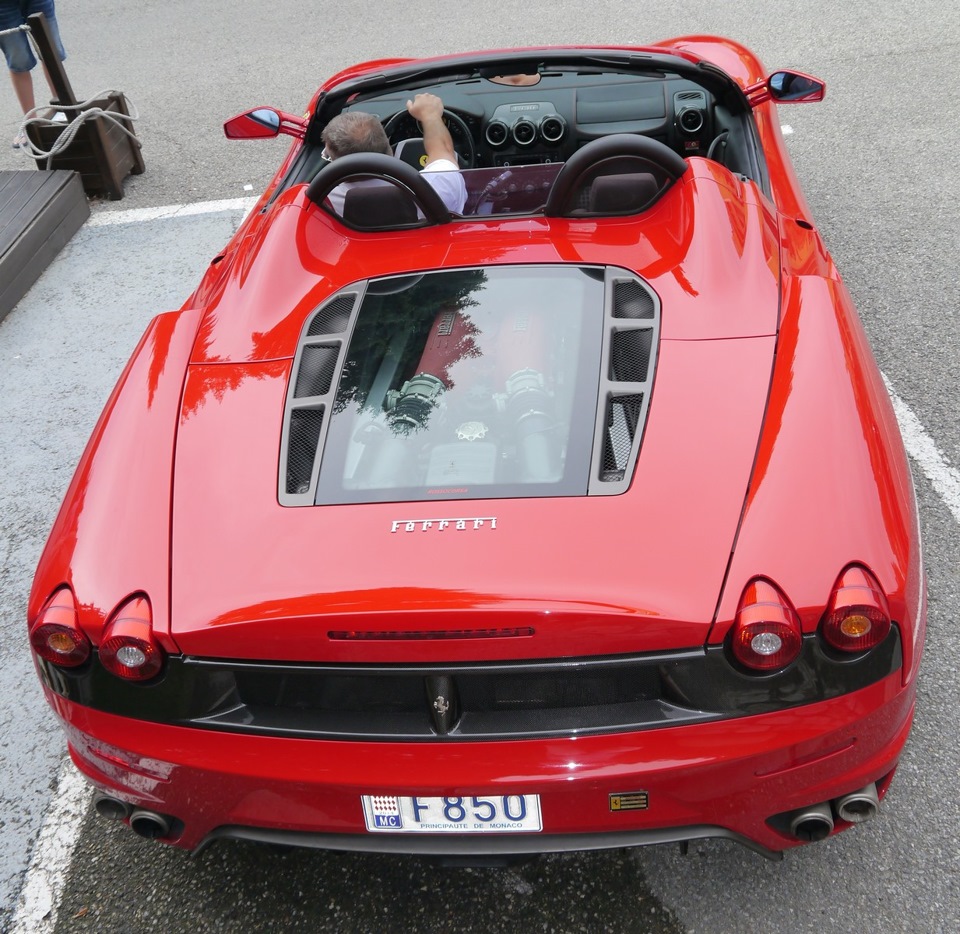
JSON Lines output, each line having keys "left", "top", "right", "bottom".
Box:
{"left": 28, "top": 37, "right": 925, "bottom": 860}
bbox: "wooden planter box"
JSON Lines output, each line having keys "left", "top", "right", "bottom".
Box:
{"left": 23, "top": 11, "right": 145, "bottom": 200}
{"left": 26, "top": 93, "right": 145, "bottom": 200}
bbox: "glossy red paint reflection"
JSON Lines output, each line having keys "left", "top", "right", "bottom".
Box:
{"left": 28, "top": 36, "right": 924, "bottom": 858}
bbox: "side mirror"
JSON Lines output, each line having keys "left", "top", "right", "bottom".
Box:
{"left": 224, "top": 107, "right": 306, "bottom": 140}
{"left": 767, "top": 71, "right": 826, "bottom": 103}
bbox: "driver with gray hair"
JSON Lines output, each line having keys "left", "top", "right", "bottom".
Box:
{"left": 321, "top": 93, "right": 466, "bottom": 215}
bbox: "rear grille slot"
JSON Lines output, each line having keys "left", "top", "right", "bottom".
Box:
{"left": 610, "top": 329, "right": 652, "bottom": 382}
{"left": 307, "top": 294, "right": 356, "bottom": 336}
{"left": 600, "top": 394, "right": 642, "bottom": 480}
{"left": 612, "top": 279, "right": 655, "bottom": 319}
{"left": 285, "top": 407, "right": 324, "bottom": 494}
{"left": 280, "top": 292, "right": 359, "bottom": 505}
{"left": 589, "top": 272, "right": 659, "bottom": 494}
{"left": 294, "top": 344, "right": 340, "bottom": 398}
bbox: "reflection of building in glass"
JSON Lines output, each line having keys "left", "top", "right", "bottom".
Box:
{"left": 317, "top": 267, "right": 604, "bottom": 503}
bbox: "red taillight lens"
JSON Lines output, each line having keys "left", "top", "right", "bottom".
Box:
{"left": 30, "top": 588, "right": 91, "bottom": 667}
{"left": 99, "top": 596, "right": 164, "bottom": 681}
{"left": 821, "top": 565, "right": 891, "bottom": 653}
{"left": 731, "top": 578, "right": 803, "bottom": 671}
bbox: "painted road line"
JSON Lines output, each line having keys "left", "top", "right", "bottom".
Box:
{"left": 86, "top": 196, "right": 259, "bottom": 227}
{"left": 8, "top": 760, "right": 89, "bottom": 934}
{"left": 884, "top": 374, "right": 960, "bottom": 525}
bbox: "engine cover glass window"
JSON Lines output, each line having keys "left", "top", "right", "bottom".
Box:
{"left": 315, "top": 267, "right": 604, "bottom": 504}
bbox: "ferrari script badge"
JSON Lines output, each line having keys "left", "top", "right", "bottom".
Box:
{"left": 391, "top": 517, "right": 498, "bottom": 533}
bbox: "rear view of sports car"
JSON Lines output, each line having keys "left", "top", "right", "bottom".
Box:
{"left": 28, "top": 36, "right": 924, "bottom": 860}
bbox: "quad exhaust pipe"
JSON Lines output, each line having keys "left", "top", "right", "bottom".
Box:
{"left": 786, "top": 782, "right": 880, "bottom": 841}
{"left": 834, "top": 782, "right": 880, "bottom": 824}
{"left": 129, "top": 809, "right": 173, "bottom": 839}
{"left": 93, "top": 793, "right": 131, "bottom": 821}
{"left": 93, "top": 795, "right": 173, "bottom": 840}
{"left": 788, "top": 801, "right": 834, "bottom": 842}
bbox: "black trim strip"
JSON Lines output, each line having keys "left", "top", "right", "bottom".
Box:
{"left": 37, "top": 630, "right": 901, "bottom": 742}
{"left": 196, "top": 822, "right": 782, "bottom": 861}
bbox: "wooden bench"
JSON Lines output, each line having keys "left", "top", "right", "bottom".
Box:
{"left": 0, "top": 170, "right": 89, "bottom": 323}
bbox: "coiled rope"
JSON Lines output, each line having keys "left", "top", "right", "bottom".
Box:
{"left": 0, "top": 22, "right": 141, "bottom": 167}
{"left": 17, "top": 92, "right": 141, "bottom": 168}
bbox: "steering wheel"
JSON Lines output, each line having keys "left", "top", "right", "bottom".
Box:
{"left": 305, "top": 152, "right": 452, "bottom": 225}
{"left": 382, "top": 108, "right": 477, "bottom": 169}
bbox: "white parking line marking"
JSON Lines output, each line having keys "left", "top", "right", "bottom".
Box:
{"left": 883, "top": 374, "right": 960, "bottom": 525}
{"left": 8, "top": 197, "right": 959, "bottom": 933}
{"left": 85, "top": 195, "right": 259, "bottom": 226}
{"left": 9, "top": 760, "right": 89, "bottom": 934}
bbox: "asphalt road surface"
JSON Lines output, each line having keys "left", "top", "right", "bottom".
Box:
{"left": 1, "top": 2, "right": 958, "bottom": 932}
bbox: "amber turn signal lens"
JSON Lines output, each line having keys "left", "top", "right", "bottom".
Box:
{"left": 99, "top": 596, "right": 164, "bottom": 681}
{"left": 731, "top": 578, "right": 803, "bottom": 672}
{"left": 30, "top": 589, "right": 91, "bottom": 667}
{"left": 821, "top": 566, "right": 891, "bottom": 652}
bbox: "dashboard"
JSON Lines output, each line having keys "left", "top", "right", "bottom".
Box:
{"left": 348, "top": 70, "right": 720, "bottom": 170}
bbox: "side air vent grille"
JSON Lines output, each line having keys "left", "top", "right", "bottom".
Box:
{"left": 294, "top": 344, "right": 340, "bottom": 398}
{"left": 280, "top": 291, "right": 363, "bottom": 505}
{"left": 286, "top": 408, "right": 325, "bottom": 495}
{"left": 600, "top": 394, "right": 643, "bottom": 482}
{"left": 307, "top": 294, "right": 356, "bottom": 336}
{"left": 610, "top": 329, "right": 652, "bottom": 382}
{"left": 588, "top": 271, "right": 660, "bottom": 495}
{"left": 613, "top": 279, "right": 655, "bottom": 319}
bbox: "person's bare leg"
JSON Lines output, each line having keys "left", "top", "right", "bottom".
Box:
{"left": 9, "top": 68, "right": 36, "bottom": 113}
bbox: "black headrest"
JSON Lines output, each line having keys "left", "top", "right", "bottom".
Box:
{"left": 588, "top": 173, "right": 660, "bottom": 214}
{"left": 342, "top": 183, "right": 419, "bottom": 230}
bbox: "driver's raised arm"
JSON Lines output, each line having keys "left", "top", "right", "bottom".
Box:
{"left": 406, "top": 93, "right": 457, "bottom": 166}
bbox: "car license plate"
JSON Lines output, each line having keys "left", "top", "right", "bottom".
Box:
{"left": 361, "top": 794, "right": 542, "bottom": 833}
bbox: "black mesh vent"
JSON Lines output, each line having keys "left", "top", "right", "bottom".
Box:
{"left": 307, "top": 295, "right": 355, "bottom": 336}
{"left": 286, "top": 407, "right": 324, "bottom": 494}
{"left": 610, "top": 329, "right": 652, "bottom": 382}
{"left": 294, "top": 344, "right": 340, "bottom": 398}
{"left": 612, "top": 280, "right": 655, "bottom": 319}
{"left": 601, "top": 394, "right": 643, "bottom": 481}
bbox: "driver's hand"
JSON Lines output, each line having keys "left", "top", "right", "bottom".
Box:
{"left": 406, "top": 93, "right": 444, "bottom": 124}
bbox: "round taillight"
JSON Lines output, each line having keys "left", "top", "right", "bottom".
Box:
{"left": 821, "top": 565, "right": 891, "bottom": 653}
{"left": 30, "top": 589, "right": 90, "bottom": 667}
{"left": 99, "top": 596, "right": 164, "bottom": 681}
{"left": 730, "top": 578, "right": 803, "bottom": 672}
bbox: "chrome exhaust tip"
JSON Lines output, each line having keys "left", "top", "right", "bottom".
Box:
{"left": 93, "top": 794, "right": 131, "bottom": 821}
{"left": 129, "top": 809, "right": 172, "bottom": 840}
{"left": 834, "top": 783, "right": 880, "bottom": 824}
{"left": 788, "top": 801, "right": 834, "bottom": 842}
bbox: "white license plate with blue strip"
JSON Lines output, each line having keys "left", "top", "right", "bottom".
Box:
{"left": 361, "top": 794, "right": 542, "bottom": 833}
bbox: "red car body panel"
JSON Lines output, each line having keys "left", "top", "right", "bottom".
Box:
{"left": 55, "top": 674, "right": 913, "bottom": 854}
{"left": 28, "top": 35, "right": 924, "bottom": 859}
{"left": 169, "top": 334, "right": 773, "bottom": 662}
{"left": 189, "top": 159, "right": 780, "bottom": 367}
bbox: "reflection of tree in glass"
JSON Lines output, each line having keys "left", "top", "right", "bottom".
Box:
{"left": 335, "top": 270, "right": 487, "bottom": 414}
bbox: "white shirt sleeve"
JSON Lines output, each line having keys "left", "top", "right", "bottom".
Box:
{"left": 422, "top": 159, "right": 467, "bottom": 213}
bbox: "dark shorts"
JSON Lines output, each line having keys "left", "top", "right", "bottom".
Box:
{"left": 0, "top": 0, "right": 66, "bottom": 73}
